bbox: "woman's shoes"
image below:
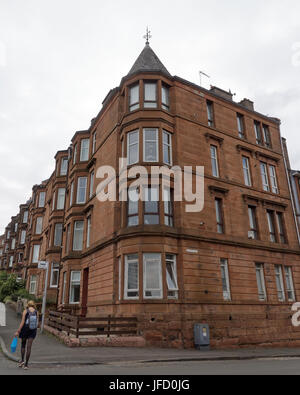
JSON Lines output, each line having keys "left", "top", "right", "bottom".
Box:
{"left": 18, "top": 361, "right": 24, "bottom": 368}
{"left": 23, "top": 365, "right": 29, "bottom": 370}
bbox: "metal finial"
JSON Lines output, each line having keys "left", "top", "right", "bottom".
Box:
{"left": 143, "top": 27, "right": 152, "bottom": 45}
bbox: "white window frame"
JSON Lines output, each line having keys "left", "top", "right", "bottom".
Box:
{"left": 143, "top": 253, "right": 163, "bottom": 299}
{"left": 237, "top": 113, "right": 245, "bottom": 138}
{"left": 166, "top": 254, "right": 178, "bottom": 299}
{"left": 269, "top": 165, "right": 279, "bottom": 194}
{"left": 89, "top": 171, "right": 95, "bottom": 198}
{"left": 127, "top": 130, "right": 139, "bottom": 166}
{"left": 207, "top": 100, "right": 214, "bottom": 127}
{"left": 210, "top": 145, "right": 219, "bottom": 178}
{"left": 144, "top": 81, "right": 157, "bottom": 108}
{"left": 143, "top": 128, "right": 159, "bottom": 163}
{"left": 29, "top": 275, "right": 38, "bottom": 295}
{"left": 80, "top": 139, "right": 90, "bottom": 162}
{"left": 20, "top": 230, "right": 26, "bottom": 245}
{"left": 242, "top": 156, "right": 252, "bottom": 186}
{"left": 73, "top": 221, "right": 84, "bottom": 251}
{"left": 9, "top": 256, "right": 13, "bottom": 267}
{"left": 50, "top": 263, "right": 59, "bottom": 288}
{"left": 76, "top": 177, "right": 87, "bottom": 204}
{"left": 11, "top": 238, "right": 16, "bottom": 250}
{"left": 255, "top": 263, "right": 267, "bottom": 301}
{"left": 129, "top": 84, "right": 140, "bottom": 112}
{"left": 275, "top": 265, "right": 285, "bottom": 302}
{"left": 62, "top": 272, "right": 67, "bottom": 305}
{"left": 163, "top": 130, "right": 172, "bottom": 166}
{"left": 38, "top": 191, "right": 46, "bottom": 207}
{"left": 260, "top": 162, "right": 270, "bottom": 192}
{"left": 23, "top": 211, "right": 28, "bottom": 223}
{"left": 86, "top": 217, "right": 91, "bottom": 248}
{"left": 92, "top": 132, "right": 97, "bottom": 154}
{"left": 73, "top": 144, "right": 77, "bottom": 165}
{"left": 60, "top": 158, "right": 68, "bottom": 176}
{"left": 284, "top": 266, "right": 295, "bottom": 302}
{"left": 220, "top": 258, "right": 231, "bottom": 301}
{"left": 69, "top": 271, "right": 81, "bottom": 304}
{"left": 54, "top": 223, "right": 63, "bottom": 247}
{"left": 35, "top": 217, "right": 43, "bottom": 235}
{"left": 124, "top": 254, "right": 139, "bottom": 300}
{"left": 32, "top": 245, "right": 40, "bottom": 264}
{"left": 57, "top": 188, "right": 66, "bottom": 210}
{"left": 161, "top": 84, "right": 170, "bottom": 111}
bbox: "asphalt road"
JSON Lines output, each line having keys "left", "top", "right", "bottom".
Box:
{"left": 1, "top": 351, "right": 300, "bottom": 376}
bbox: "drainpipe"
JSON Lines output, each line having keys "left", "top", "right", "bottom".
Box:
{"left": 280, "top": 132, "right": 300, "bottom": 245}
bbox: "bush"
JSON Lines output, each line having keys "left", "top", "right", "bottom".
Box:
{"left": 0, "top": 274, "right": 27, "bottom": 303}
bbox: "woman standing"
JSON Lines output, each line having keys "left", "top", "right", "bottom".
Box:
{"left": 15, "top": 301, "right": 39, "bottom": 370}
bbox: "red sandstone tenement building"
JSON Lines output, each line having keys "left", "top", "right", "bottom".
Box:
{"left": 1, "top": 42, "right": 300, "bottom": 349}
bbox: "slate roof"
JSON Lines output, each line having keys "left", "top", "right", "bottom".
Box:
{"left": 127, "top": 44, "right": 172, "bottom": 78}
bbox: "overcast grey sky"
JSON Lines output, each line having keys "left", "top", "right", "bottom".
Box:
{"left": 0, "top": 0, "right": 300, "bottom": 234}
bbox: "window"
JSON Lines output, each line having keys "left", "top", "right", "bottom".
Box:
{"left": 129, "top": 84, "right": 140, "bottom": 111}
{"left": 20, "top": 230, "right": 26, "bottom": 245}
{"left": 54, "top": 223, "right": 63, "bottom": 247}
{"left": 50, "top": 263, "right": 59, "bottom": 288}
{"left": 275, "top": 265, "right": 285, "bottom": 302}
{"left": 254, "top": 121, "right": 263, "bottom": 145}
{"left": 127, "top": 130, "right": 139, "bottom": 165}
{"left": 237, "top": 113, "right": 245, "bottom": 138}
{"left": 86, "top": 217, "right": 91, "bottom": 248}
{"left": 66, "top": 224, "right": 71, "bottom": 253}
{"left": 76, "top": 177, "right": 87, "bottom": 204}
{"left": 220, "top": 259, "right": 231, "bottom": 301}
{"left": 9, "top": 256, "right": 13, "bottom": 267}
{"left": 89, "top": 171, "right": 95, "bottom": 198}
{"left": 35, "top": 217, "right": 43, "bottom": 235}
{"left": 38, "top": 192, "right": 46, "bottom": 207}
{"left": 215, "top": 198, "right": 224, "bottom": 234}
{"left": 248, "top": 206, "right": 258, "bottom": 240}
{"left": 255, "top": 263, "right": 267, "bottom": 301}
{"left": 143, "top": 253, "right": 162, "bottom": 299}
{"left": 164, "top": 188, "right": 174, "bottom": 227}
{"left": 284, "top": 267, "right": 295, "bottom": 302}
{"left": 260, "top": 163, "right": 270, "bottom": 192}
{"left": 32, "top": 245, "right": 40, "bottom": 263}
{"left": 73, "top": 221, "right": 84, "bottom": 251}
{"left": 144, "top": 186, "right": 159, "bottom": 225}
{"left": 23, "top": 211, "right": 28, "bottom": 223}
{"left": 69, "top": 271, "right": 81, "bottom": 304}
{"left": 163, "top": 131, "right": 172, "bottom": 165}
{"left": 62, "top": 272, "right": 67, "bottom": 305}
{"left": 269, "top": 165, "right": 279, "bottom": 194}
{"left": 57, "top": 188, "right": 66, "bottom": 210}
{"left": 18, "top": 253, "right": 23, "bottom": 263}
{"left": 267, "top": 210, "right": 276, "bottom": 242}
{"left": 144, "top": 82, "right": 157, "bottom": 108}
{"left": 161, "top": 84, "right": 170, "bottom": 111}
{"left": 70, "top": 181, "right": 74, "bottom": 207}
{"left": 124, "top": 254, "right": 139, "bottom": 299}
{"left": 127, "top": 187, "right": 139, "bottom": 227}
{"left": 7, "top": 231, "right": 10, "bottom": 239}
{"left": 166, "top": 254, "right": 178, "bottom": 299}
{"left": 92, "top": 132, "right": 97, "bottom": 154}
{"left": 276, "top": 212, "right": 286, "bottom": 244}
{"left": 73, "top": 144, "right": 77, "bottom": 165}
{"left": 80, "top": 139, "right": 90, "bottom": 162}
{"left": 207, "top": 100, "right": 214, "bottom": 127}
{"left": 143, "top": 128, "right": 158, "bottom": 162}
{"left": 14, "top": 223, "right": 18, "bottom": 233}
{"left": 29, "top": 275, "right": 38, "bottom": 295}
{"left": 262, "top": 125, "right": 271, "bottom": 148}
{"left": 242, "top": 156, "right": 251, "bottom": 186}
{"left": 52, "top": 192, "right": 56, "bottom": 211}
{"left": 60, "top": 158, "right": 68, "bottom": 176}
{"left": 210, "top": 145, "right": 219, "bottom": 177}
{"left": 11, "top": 238, "right": 16, "bottom": 250}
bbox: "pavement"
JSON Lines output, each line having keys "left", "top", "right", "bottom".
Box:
{"left": 2, "top": 305, "right": 300, "bottom": 367}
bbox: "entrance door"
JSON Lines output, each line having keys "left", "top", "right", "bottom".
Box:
{"left": 81, "top": 268, "right": 89, "bottom": 317}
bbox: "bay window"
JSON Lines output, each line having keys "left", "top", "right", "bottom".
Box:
{"left": 80, "top": 139, "right": 90, "bottom": 162}
{"left": 127, "top": 130, "right": 139, "bottom": 165}
{"left": 57, "top": 188, "right": 66, "bottom": 210}
{"left": 124, "top": 254, "right": 139, "bottom": 299}
{"left": 144, "top": 82, "right": 157, "bottom": 108}
{"left": 129, "top": 84, "right": 140, "bottom": 111}
{"left": 143, "top": 128, "right": 158, "bottom": 162}
{"left": 143, "top": 253, "right": 162, "bottom": 299}
{"left": 76, "top": 177, "right": 87, "bottom": 204}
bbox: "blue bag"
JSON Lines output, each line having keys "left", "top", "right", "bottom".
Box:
{"left": 10, "top": 337, "right": 18, "bottom": 353}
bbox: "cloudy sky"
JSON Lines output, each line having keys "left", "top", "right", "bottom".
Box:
{"left": 0, "top": 0, "right": 300, "bottom": 233}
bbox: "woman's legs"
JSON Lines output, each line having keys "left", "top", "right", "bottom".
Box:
{"left": 21, "top": 338, "right": 27, "bottom": 363}
{"left": 24, "top": 338, "right": 34, "bottom": 367}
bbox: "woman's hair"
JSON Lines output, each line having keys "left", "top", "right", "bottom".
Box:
{"left": 27, "top": 300, "right": 36, "bottom": 309}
